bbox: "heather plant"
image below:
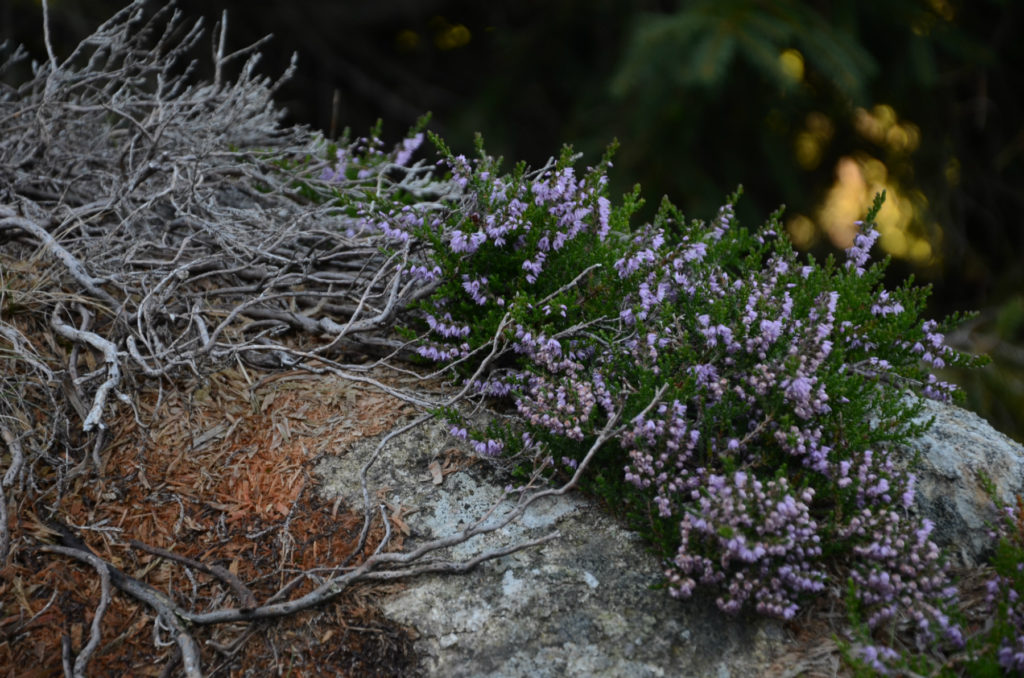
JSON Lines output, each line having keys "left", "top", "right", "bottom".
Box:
{"left": 983, "top": 498, "right": 1024, "bottom": 675}
{"left": 319, "top": 133, "right": 994, "bottom": 667}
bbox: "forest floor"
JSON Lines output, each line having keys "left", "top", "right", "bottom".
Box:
{"left": 0, "top": 363, "right": 466, "bottom": 677}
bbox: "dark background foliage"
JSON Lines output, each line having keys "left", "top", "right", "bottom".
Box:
{"left": 3, "top": 0, "right": 1021, "bottom": 440}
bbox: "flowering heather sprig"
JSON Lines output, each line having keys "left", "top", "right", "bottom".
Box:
{"left": 462, "top": 275, "right": 490, "bottom": 305}
{"left": 845, "top": 220, "right": 881, "bottom": 276}
{"left": 514, "top": 371, "right": 599, "bottom": 442}
{"left": 318, "top": 124, "right": 445, "bottom": 246}
{"left": 320, "top": 147, "right": 349, "bottom": 183}
{"left": 319, "top": 131, "right": 390, "bottom": 183}
{"left": 405, "top": 264, "right": 442, "bottom": 282}
{"left": 977, "top": 500, "right": 1024, "bottom": 675}
{"left": 851, "top": 644, "right": 902, "bottom": 675}
{"left": 670, "top": 472, "right": 825, "bottom": 620}
{"left": 991, "top": 568, "right": 1024, "bottom": 673}
{"left": 394, "top": 132, "right": 424, "bottom": 167}
{"left": 425, "top": 312, "right": 471, "bottom": 339}
{"left": 473, "top": 437, "right": 505, "bottom": 456}
{"left": 842, "top": 509, "right": 959, "bottom": 636}
{"left": 399, "top": 141, "right": 621, "bottom": 353}
{"left": 415, "top": 341, "right": 469, "bottom": 362}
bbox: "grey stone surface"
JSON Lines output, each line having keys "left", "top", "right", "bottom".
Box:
{"left": 315, "top": 416, "right": 788, "bottom": 677}
{"left": 314, "top": 399, "right": 1024, "bottom": 676}
{"left": 902, "top": 398, "right": 1024, "bottom": 567}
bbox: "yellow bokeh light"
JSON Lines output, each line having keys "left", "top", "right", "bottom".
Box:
{"left": 794, "top": 112, "right": 835, "bottom": 169}
{"left": 903, "top": 123, "right": 921, "bottom": 152}
{"left": 909, "top": 238, "right": 933, "bottom": 264}
{"left": 885, "top": 123, "right": 921, "bottom": 153}
{"left": 435, "top": 24, "right": 471, "bottom": 50}
{"left": 395, "top": 29, "right": 420, "bottom": 52}
{"left": 945, "top": 157, "right": 961, "bottom": 186}
{"left": 854, "top": 107, "right": 883, "bottom": 145}
{"left": 779, "top": 49, "right": 805, "bottom": 84}
{"left": 873, "top": 183, "right": 914, "bottom": 243}
{"left": 806, "top": 112, "right": 834, "bottom": 139}
{"left": 861, "top": 156, "right": 888, "bottom": 184}
{"left": 815, "top": 154, "right": 921, "bottom": 259}
{"left": 792, "top": 154, "right": 937, "bottom": 267}
{"left": 786, "top": 214, "right": 818, "bottom": 249}
{"left": 886, "top": 126, "right": 909, "bottom": 151}
{"left": 873, "top": 104, "right": 896, "bottom": 128}
{"left": 879, "top": 227, "right": 909, "bottom": 258}
{"left": 927, "top": 0, "right": 955, "bottom": 21}
{"left": 795, "top": 132, "right": 821, "bottom": 169}
{"left": 818, "top": 156, "right": 866, "bottom": 249}
{"left": 853, "top": 104, "right": 922, "bottom": 155}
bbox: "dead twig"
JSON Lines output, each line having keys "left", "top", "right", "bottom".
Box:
{"left": 127, "top": 539, "right": 258, "bottom": 611}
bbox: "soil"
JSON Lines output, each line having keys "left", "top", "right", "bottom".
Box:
{"left": 0, "top": 364, "right": 445, "bottom": 677}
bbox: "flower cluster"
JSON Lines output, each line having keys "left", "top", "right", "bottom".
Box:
{"left": 992, "top": 573, "right": 1024, "bottom": 673}
{"left": 670, "top": 471, "right": 825, "bottom": 620}
{"left": 317, "top": 124, "right": 442, "bottom": 243}
{"left": 320, "top": 129, "right": 425, "bottom": 184}
{"left": 982, "top": 502, "right": 1024, "bottom": 675}
{"left": 338, "top": 134, "right": 988, "bottom": 669}
{"left": 842, "top": 510, "right": 959, "bottom": 638}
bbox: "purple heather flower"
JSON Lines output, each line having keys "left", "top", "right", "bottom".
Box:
{"left": 394, "top": 132, "right": 424, "bottom": 167}
{"left": 449, "top": 230, "right": 471, "bottom": 253}
{"left": 473, "top": 438, "right": 505, "bottom": 456}
{"left": 998, "top": 636, "right": 1024, "bottom": 673}
{"left": 462, "top": 275, "right": 490, "bottom": 305}
{"left": 614, "top": 247, "right": 656, "bottom": 278}
{"left": 522, "top": 252, "right": 546, "bottom": 283}
{"left": 784, "top": 376, "right": 812, "bottom": 403}
{"left": 845, "top": 222, "right": 881, "bottom": 275}
{"left": 378, "top": 219, "right": 412, "bottom": 242}
{"left": 417, "top": 343, "right": 467, "bottom": 362}
{"left": 854, "top": 644, "right": 900, "bottom": 675}
{"left": 426, "top": 313, "right": 471, "bottom": 339}
{"left": 901, "top": 475, "right": 916, "bottom": 507}
{"left": 596, "top": 196, "right": 612, "bottom": 240}
{"left": 690, "top": 363, "right": 719, "bottom": 391}
{"left": 320, "top": 148, "right": 350, "bottom": 183}
{"left": 871, "top": 290, "right": 904, "bottom": 317}
{"left": 445, "top": 154, "right": 472, "bottom": 187}
{"left": 683, "top": 242, "right": 708, "bottom": 262}
{"left": 711, "top": 204, "right": 733, "bottom": 240}
{"left": 406, "top": 264, "right": 442, "bottom": 281}
{"left": 759, "top": 319, "right": 783, "bottom": 344}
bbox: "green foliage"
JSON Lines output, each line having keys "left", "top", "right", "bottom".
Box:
{"left": 947, "top": 294, "right": 1024, "bottom": 444}
{"left": 614, "top": 0, "right": 875, "bottom": 98}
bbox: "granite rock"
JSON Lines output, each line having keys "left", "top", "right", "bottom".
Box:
{"left": 902, "top": 398, "right": 1024, "bottom": 567}
{"left": 316, "top": 417, "right": 788, "bottom": 677}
